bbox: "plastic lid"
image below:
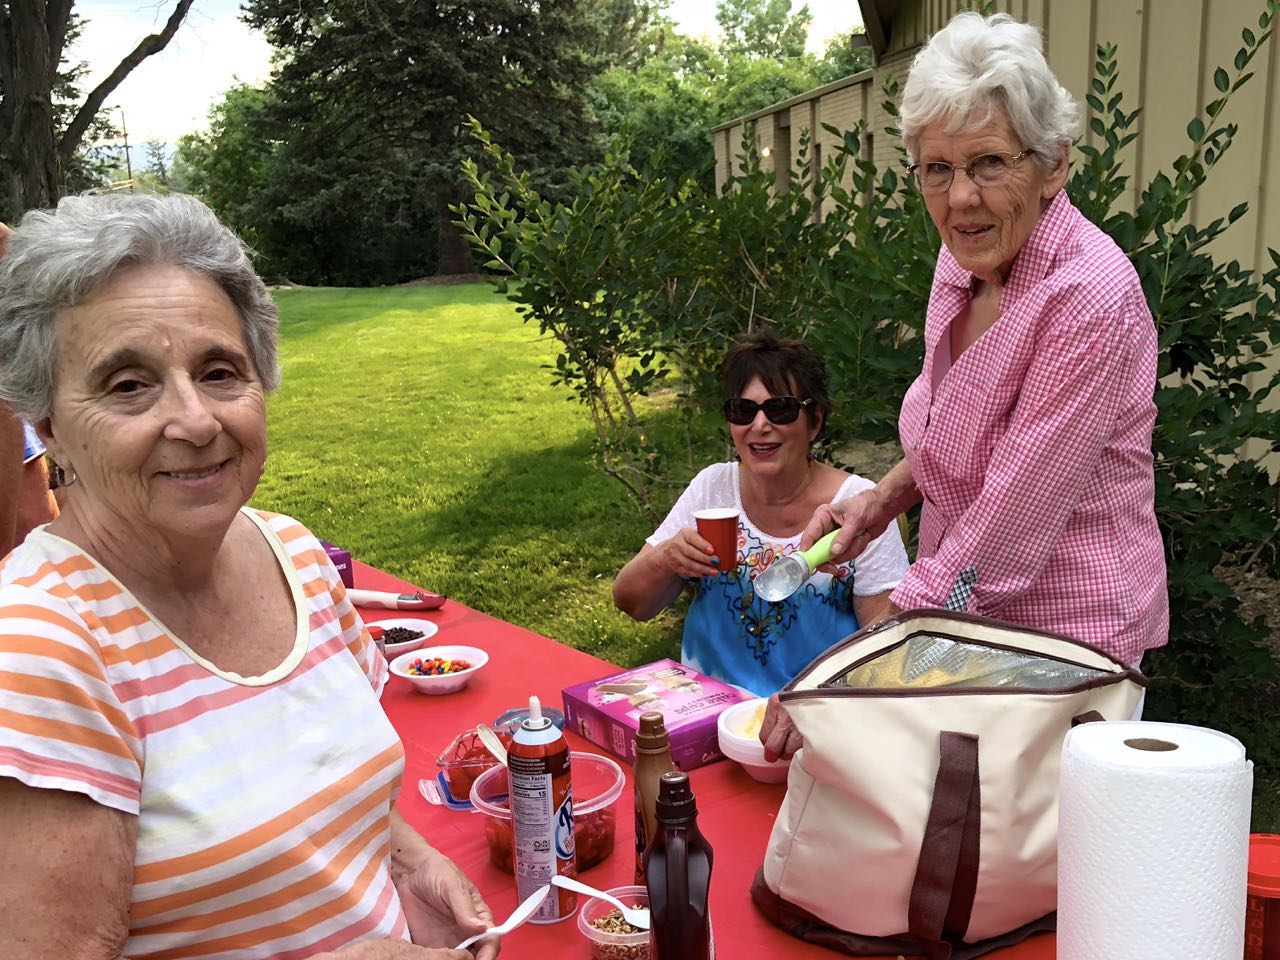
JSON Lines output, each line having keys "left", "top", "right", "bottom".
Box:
{"left": 1249, "top": 834, "right": 1280, "bottom": 897}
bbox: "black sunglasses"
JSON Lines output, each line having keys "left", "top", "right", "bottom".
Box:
{"left": 722, "top": 396, "right": 814, "bottom": 426}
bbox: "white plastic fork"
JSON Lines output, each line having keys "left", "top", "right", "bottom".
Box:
{"left": 454, "top": 882, "right": 551, "bottom": 950}
{"left": 550, "top": 874, "right": 651, "bottom": 930}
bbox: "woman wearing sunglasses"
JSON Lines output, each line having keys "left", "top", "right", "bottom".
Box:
{"left": 613, "top": 331, "right": 908, "bottom": 697}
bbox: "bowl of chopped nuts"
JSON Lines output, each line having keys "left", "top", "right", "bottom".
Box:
{"left": 369, "top": 617, "right": 439, "bottom": 657}
{"left": 577, "top": 884, "right": 650, "bottom": 960}
{"left": 388, "top": 645, "right": 487, "bottom": 695}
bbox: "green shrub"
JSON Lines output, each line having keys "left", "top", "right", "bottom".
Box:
{"left": 1072, "top": 25, "right": 1280, "bottom": 765}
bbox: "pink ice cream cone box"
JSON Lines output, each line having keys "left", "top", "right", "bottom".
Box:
{"left": 562, "top": 659, "right": 753, "bottom": 770}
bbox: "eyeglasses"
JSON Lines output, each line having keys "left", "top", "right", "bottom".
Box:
{"left": 722, "top": 396, "right": 814, "bottom": 426}
{"left": 907, "top": 149, "right": 1035, "bottom": 194}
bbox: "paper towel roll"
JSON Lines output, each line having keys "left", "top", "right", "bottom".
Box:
{"left": 1058, "top": 721, "right": 1253, "bottom": 960}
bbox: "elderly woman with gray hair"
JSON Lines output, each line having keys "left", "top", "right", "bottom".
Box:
{"left": 765, "top": 12, "right": 1168, "bottom": 759}
{"left": 0, "top": 194, "right": 496, "bottom": 960}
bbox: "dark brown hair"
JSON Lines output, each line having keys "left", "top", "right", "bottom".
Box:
{"left": 721, "top": 329, "right": 833, "bottom": 434}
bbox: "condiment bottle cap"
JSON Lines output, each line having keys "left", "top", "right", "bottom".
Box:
{"left": 656, "top": 770, "right": 697, "bottom": 820}
{"left": 521, "top": 694, "right": 552, "bottom": 732}
{"left": 637, "top": 711, "right": 670, "bottom": 750}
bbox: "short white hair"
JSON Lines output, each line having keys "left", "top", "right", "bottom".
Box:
{"left": 898, "top": 12, "right": 1080, "bottom": 172}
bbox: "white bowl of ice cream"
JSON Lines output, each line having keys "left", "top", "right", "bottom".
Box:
{"left": 717, "top": 697, "right": 792, "bottom": 783}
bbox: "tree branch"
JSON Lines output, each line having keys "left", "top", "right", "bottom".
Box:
{"left": 56, "top": 0, "right": 195, "bottom": 159}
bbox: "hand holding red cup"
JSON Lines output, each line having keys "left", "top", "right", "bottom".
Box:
{"left": 694, "top": 508, "right": 739, "bottom": 572}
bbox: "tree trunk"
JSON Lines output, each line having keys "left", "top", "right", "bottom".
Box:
{"left": 0, "top": 0, "right": 194, "bottom": 218}
{"left": 435, "top": 188, "right": 475, "bottom": 276}
{"left": 1, "top": 2, "right": 63, "bottom": 213}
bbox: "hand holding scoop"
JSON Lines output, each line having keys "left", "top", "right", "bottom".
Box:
{"left": 753, "top": 530, "right": 842, "bottom": 602}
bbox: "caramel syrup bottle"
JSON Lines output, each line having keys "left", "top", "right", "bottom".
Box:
{"left": 633, "top": 711, "right": 676, "bottom": 883}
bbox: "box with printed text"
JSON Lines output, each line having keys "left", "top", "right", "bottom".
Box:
{"left": 562, "top": 659, "right": 752, "bottom": 770}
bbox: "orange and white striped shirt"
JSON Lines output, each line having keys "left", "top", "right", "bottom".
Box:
{"left": 0, "top": 509, "right": 409, "bottom": 958}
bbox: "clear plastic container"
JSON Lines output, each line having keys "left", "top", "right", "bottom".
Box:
{"left": 577, "top": 884, "right": 651, "bottom": 960}
{"left": 470, "top": 751, "right": 623, "bottom": 873}
{"left": 435, "top": 727, "right": 512, "bottom": 801}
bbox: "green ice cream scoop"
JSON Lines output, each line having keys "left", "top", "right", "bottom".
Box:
{"left": 753, "top": 530, "right": 842, "bottom": 603}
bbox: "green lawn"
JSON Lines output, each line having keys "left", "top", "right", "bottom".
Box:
{"left": 254, "top": 282, "right": 1278, "bottom": 832}
{"left": 252, "top": 282, "right": 682, "bottom": 668}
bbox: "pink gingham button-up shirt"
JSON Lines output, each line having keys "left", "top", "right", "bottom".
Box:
{"left": 893, "top": 191, "right": 1168, "bottom": 663}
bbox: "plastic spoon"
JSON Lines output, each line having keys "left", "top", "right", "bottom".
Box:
{"left": 475, "top": 723, "right": 508, "bottom": 766}
{"left": 752, "top": 530, "right": 844, "bottom": 603}
{"left": 454, "top": 883, "right": 551, "bottom": 951}
{"left": 549, "top": 874, "right": 651, "bottom": 930}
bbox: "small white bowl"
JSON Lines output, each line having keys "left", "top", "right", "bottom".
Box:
{"left": 717, "top": 697, "right": 792, "bottom": 783}
{"left": 372, "top": 617, "right": 440, "bottom": 656}
{"left": 389, "top": 645, "right": 488, "bottom": 695}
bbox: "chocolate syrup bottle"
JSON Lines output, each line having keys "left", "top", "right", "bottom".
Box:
{"left": 633, "top": 711, "right": 676, "bottom": 883}
{"left": 644, "top": 770, "right": 714, "bottom": 960}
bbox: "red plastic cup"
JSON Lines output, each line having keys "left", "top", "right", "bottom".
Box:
{"left": 694, "top": 508, "right": 740, "bottom": 572}
{"left": 1246, "top": 833, "right": 1280, "bottom": 960}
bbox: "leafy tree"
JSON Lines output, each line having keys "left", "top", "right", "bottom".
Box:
{"left": 716, "top": 0, "right": 811, "bottom": 60}
{"left": 0, "top": 0, "right": 194, "bottom": 217}
{"left": 814, "top": 29, "right": 873, "bottom": 83}
{"left": 176, "top": 85, "right": 276, "bottom": 253}
{"left": 143, "top": 139, "right": 169, "bottom": 185}
{"left": 590, "top": 5, "right": 868, "bottom": 186}
{"left": 233, "top": 0, "right": 605, "bottom": 281}
{"left": 588, "top": 34, "right": 722, "bottom": 182}
{"left": 588, "top": 0, "right": 672, "bottom": 68}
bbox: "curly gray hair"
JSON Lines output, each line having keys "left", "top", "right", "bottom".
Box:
{"left": 899, "top": 12, "right": 1080, "bottom": 173}
{"left": 0, "top": 192, "right": 280, "bottom": 422}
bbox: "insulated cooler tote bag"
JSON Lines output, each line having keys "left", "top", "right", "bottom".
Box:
{"left": 751, "top": 610, "right": 1146, "bottom": 959}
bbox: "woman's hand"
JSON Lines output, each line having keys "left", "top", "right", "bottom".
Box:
{"left": 653, "top": 527, "right": 721, "bottom": 579}
{"left": 396, "top": 846, "right": 498, "bottom": 959}
{"left": 800, "top": 490, "right": 890, "bottom": 567}
{"left": 802, "top": 460, "right": 920, "bottom": 567}
{"left": 760, "top": 694, "right": 802, "bottom": 762}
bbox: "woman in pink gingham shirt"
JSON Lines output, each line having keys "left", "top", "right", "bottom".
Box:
{"left": 816, "top": 11, "right": 1167, "bottom": 657}
{"left": 768, "top": 14, "right": 1170, "bottom": 763}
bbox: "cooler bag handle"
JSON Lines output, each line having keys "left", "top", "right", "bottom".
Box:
{"left": 908, "top": 731, "right": 981, "bottom": 960}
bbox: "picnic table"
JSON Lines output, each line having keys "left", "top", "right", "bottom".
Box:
{"left": 360, "top": 560, "right": 1056, "bottom": 959}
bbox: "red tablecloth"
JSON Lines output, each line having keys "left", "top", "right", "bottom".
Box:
{"left": 358, "top": 561, "right": 1055, "bottom": 959}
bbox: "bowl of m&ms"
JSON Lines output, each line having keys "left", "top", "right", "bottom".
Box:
{"left": 389, "top": 645, "right": 488, "bottom": 695}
